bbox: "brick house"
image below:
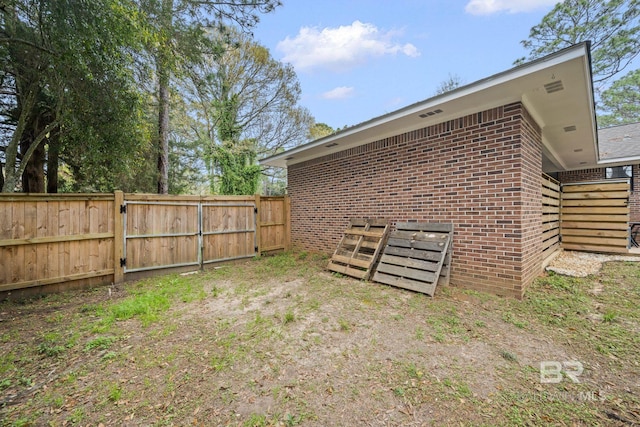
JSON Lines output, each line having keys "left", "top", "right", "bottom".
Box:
{"left": 261, "top": 42, "right": 599, "bottom": 298}
{"left": 558, "top": 122, "right": 640, "bottom": 222}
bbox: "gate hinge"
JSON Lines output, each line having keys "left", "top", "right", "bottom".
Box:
{"left": 120, "top": 258, "right": 126, "bottom": 267}
{"left": 120, "top": 204, "right": 127, "bottom": 214}
{"left": 255, "top": 246, "right": 259, "bottom": 253}
{"left": 254, "top": 207, "right": 258, "bottom": 214}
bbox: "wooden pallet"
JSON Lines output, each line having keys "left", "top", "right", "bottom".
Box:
{"left": 327, "top": 218, "right": 390, "bottom": 280}
{"left": 373, "top": 222, "right": 454, "bottom": 296}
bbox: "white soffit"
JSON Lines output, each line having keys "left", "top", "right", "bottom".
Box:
{"left": 260, "top": 43, "right": 596, "bottom": 172}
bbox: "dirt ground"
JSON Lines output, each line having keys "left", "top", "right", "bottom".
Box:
{"left": 1, "top": 253, "right": 639, "bottom": 426}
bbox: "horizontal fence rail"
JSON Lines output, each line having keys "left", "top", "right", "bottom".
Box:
{"left": 0, "top": 192, "right": 290, "bottom": 296}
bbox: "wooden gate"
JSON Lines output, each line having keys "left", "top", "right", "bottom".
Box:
{"left": 201, "top": 200, "right": 257, "bottom": 265}
{"left": 123, "top": 196, "right": 257, "bottom": 273}
{"left": 123, "top": 199, "right": 201, "bottom": 273}
{"left": 561, "top": 180, "right": 630, "bottom": 254}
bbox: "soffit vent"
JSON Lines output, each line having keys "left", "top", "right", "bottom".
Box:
{"left": 326, "top": 142, "right": 339, "bottom": 148}
{"left": 285, "top": 156, "right": 295, "bottom": 160}
{"left": 564, "top": 125, "right": 577, "bottom": 132}
{"left": 544, "top": 80, "right": 564, "bottom": 94}
{"left": 419, "top": 108, "right": 443, "bottom": 118}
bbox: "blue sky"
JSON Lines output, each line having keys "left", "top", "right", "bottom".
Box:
{"left": 251, "top": 0, "right": 561, "bottom": 130}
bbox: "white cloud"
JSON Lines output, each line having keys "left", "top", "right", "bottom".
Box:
{"left": 465, "top": 0, "right": 558, "bottom": 15}
{"left": 321, "top": 86, "right": 355, "bottom": 100}
{"left": 277, "top": 20, "right": 420, "bottom": 72}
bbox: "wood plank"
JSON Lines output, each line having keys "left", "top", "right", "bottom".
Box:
{"left": 0, "top": 232, "right": 115, "bottom": 247}
{"left": 0, "top": 269, "right": 115, "bottom": 292}
{"left": 542, "top": 243, "right": 560, "bottom": 260}
{"left": 542, "top": 186, "right": 560, "bottom": 197}
{"left": 391, "top": 230, "right": 449, "bottom": 242}
{"left": 284, "top": 196, "right": 291, "bottom": 251}
{"left": 327, "top": 262, "right": 367, "bottom": 279}
{"left": 561, "top": 221, "right": 628, "bottom": 231}
{"left": 542, "top": 205, "right": 560, "bottom": 214}
{"left": 372, "top": 272, "right": 436, "bottom": 296}
{"left": 375, "top": 262, "right": 438, "bottom": 283}
{"left": 563, "top": 183, "right": 629, "bottom": 193}
{"left": 386, "top": 237, "right": 447, "bottom": 252}
{"left": 541, "top": 229, "right": 559, "bottom": 242}
{"left": 542, "top": 196, "right": 560, "bottom": 206}
{"left": 47, "top": 201, "right": 60, "bottom": 283}
{"left": 0, "top": 194, "right": 113, "bottom": 202}
{"left": 342, "top": 238, "right": 378, "bottom": 249}
{"left": 379, "top": 254, "right": 439, "bottom": 271}
{"left": 542, "top": 235, "right": 560, "bottom": 247}
{"left": 560, "top": 214, "right": 628, "bottom": 222}
{"left": 561, "top": 191, "right": 629, "bottom": 200}
{"left": 255, "top": 194, "right": 261, "bottom": 254}
{"left": 561, "top": 207, "right": 629, "bottom": 215}
{"left": 542, "top": 175, "right": 560, "bottom": 191}
{"left": 561, "top": 235, "right": 627, "bottom": 247}
{"left": 383, "top": 245, "right": 444, "bottom": 262}
{"left": 561, "top": 243, "right": 629, "bottom": 254}
{"left": 561, "top": 198, "right": 628, "bottom": 207}
{"left": 114, "top": 191, "right": 124, "bottom": 283}
{"left": 331, "top": 254, "right": 371, "bottom": 269}
{"left": 344, "top": 229, "right": 387, "bottom": 238}
{"left": 561, "top": 228, "right": 628, "bottom": 238}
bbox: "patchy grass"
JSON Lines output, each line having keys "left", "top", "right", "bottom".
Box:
{"left": 0, "top": 253, "right": 639, "bottom": 426}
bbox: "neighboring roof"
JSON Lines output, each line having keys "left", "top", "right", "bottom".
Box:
{"left": 260, "top": 42, "right": 597, "bottom": 173}
{"left": 597, "top": 122, "right": 640, "bottom": 162}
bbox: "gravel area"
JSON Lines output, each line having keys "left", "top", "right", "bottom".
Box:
{"left": 546, "top": 250, "right": 640, "bottom": 277}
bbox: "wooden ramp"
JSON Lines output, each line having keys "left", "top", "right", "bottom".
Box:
{"left": 327, "top": 218, "right": 390, "bottom": 280}
{"left": 373, "top": 222, "right": 453, "bottom": 296}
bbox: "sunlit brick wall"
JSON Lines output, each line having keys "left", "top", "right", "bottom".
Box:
{"left": 287, "top": 102, "right": 543, "bottom": 298}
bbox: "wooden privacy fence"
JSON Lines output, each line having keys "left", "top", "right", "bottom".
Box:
{"left": 561, "top": 180, "right": 630, "bottom": 254}
{"left": 1, "top": 192, "right": 290, "bottom": 294}
{"left": 541, "top": 174, "right": 560, "bottom": 260}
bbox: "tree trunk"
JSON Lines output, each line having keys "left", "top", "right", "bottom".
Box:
{"left": 20, "top": 110, "right": 48, "bottom": 193}
{"left": 21, "top": 138, "right": 46, "bottom": 193}
{"left": 157, "top": 71, "right": 170, "bottom": 194}
{"left": 47, "top": 137, "right": 59, "bottom": 193}
{"left": 156, "top": 0, "right": 173, "bottom": 195}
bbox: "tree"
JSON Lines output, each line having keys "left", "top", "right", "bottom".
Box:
{"left": 308, "top": 122, "right": 335, "bottom": 140}
{"left": 183, "top": 29, "right": 312, "bottom": 195}
{"left": 516, "top": 0, "right": 640, "bottom": 88}
{"left": 139, "top": 0, "right": 280, "bottom": 194}
{"left": 0, "top": 0, "right": 149, "bottom": 193}
{"left": 598, "top": 68, "right": 640, "bottom": 127}
{"left": 434, "top": 73, "right": 464, "bottom": 95}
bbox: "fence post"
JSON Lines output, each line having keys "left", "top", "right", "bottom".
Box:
{"left": 284, "top": 195, "right": 291, "bottom": 251}
{"left": 255, "top": 193, "right": 261, "bottom": 256}
{"left": 114, "top": 191, "right": 124, "bottom": 284}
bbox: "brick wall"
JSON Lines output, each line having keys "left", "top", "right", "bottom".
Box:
{"left": 558, "top": 165, "right": 640, "bottom": 221}
{"left": 288, "top": 102, "right": 543, "bottom": 298}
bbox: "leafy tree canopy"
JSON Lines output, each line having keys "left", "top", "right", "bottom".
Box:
{"left": 516, "top": 0, "right": 640, "bottom": 87}
{"left": 598, "top": 68, "right": 640, "bottom": 127}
